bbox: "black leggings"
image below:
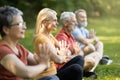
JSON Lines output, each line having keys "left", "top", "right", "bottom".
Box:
{"left": 57, "top": 55, "right": 84, "bottom": 80}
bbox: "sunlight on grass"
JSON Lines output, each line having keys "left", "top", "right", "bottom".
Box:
{"left": 99, "top": 36, "right": 120, "bottom": 43}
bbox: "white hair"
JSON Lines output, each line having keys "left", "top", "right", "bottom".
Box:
{"left": 60, "top": 12, "right": 76, "bottom": 24}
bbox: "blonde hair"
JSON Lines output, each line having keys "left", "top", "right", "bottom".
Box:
{"left": 35, "top": 8, "right": 57, "bottom": 34}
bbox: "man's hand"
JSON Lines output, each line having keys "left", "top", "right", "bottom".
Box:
{"left": 89, "top": 29, "right": 96, "bottom": 38}
{"left": 73, "top": 42, "right": 81, "bottom": 55}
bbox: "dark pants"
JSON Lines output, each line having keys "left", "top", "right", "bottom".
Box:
{"left": 38, "top": 75, "right": 59, "bottom": 80}
{"left": 57, "top": 55, "right": 84, "bottom": 80}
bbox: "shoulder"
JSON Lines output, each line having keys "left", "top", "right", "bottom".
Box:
{"left": 72, "top": 27, "right": 81, "bottom": 35}
{"left": 34, "top": 34, "right": 49, "bottom": 44}
{"left": 73, "top": 27, "right": 80, "bottom": 33}
{"left": 0, "top": 41, "right": 13, "bottom": 60}
{"left": 17, "top": 43, "right": 29, "bottom": 52}
{"left": 55, "top": 30, "right": 68, "bottom": 41}
{"left": 82, "top": 27, "right": 89, "bottom": 32}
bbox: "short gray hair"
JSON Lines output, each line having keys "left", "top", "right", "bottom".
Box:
{"left": 60, "top": 12, "right": 76, "bottom": 24}
{"left": 75, "top": 9, "right": 86, "bottom": 16}
{"left": 0, "top": 5, "right": 23, "bottom": 37}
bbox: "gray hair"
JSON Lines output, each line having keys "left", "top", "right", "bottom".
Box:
{"left": 0, "top": 5, "right": 23, "bottom": 37}
{"left": 75, "top": 9, "right": 86, "bottom": 16}
{"left": 60, "top": 12, "right": 76, "bottom": 24}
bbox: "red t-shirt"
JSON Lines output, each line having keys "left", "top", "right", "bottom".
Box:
{"left": 0, "top": 41, "right": 29, "bottom": 80}
{"left": 55, "top": 28, "right": 75, "bottom": 69}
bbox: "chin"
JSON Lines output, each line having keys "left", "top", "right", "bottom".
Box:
{"left": 20, "top": 36, "right": 25, "bottom": 39}
{"left": 53, "top": 28, "right": 57, "bottom": 31}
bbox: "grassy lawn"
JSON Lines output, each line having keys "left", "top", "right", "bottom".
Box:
{"left": 21, "top": 17, "right": 120, "bottom": 80}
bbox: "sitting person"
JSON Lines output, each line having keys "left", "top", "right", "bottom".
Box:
{"left": 72, "top": 9, "right": 104, "bottom": 78}
{"left": 34, "top": 8, "right": 84, "bottom": 80}
{"left": 0, "top": 6, "right": 50, "bottom": 80}
{"left": 55, "top": 11, "right": 84, "bottom": 66}
{"left": 55, "top": 12, "right": 84, "bottom": 57}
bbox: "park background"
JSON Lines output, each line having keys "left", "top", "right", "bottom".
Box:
{"left": 0, "top": 0, "right": 120, "bottom": 80}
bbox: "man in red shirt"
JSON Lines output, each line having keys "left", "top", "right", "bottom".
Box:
{"left": 55, "top": 12, "right": 83, "bottom": 55}
{"left": 55, "top": 11, "right": 84, "bottom": 69}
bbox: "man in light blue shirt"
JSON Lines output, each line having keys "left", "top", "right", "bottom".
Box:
{"left": 72, "top": 9, "right": 103, "bottom": 79}
{"left": 72, "top": 26, "right": 89, "bottom": 48}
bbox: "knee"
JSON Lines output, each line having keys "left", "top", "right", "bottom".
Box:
{"left": 85, "top": 57, "right": 95, "bottom": 66}
{"left": 84, "top": 44, "right": 95, "bottom": 55}
{"left": 70, "top": 64, "right": 83, "bottom": 74}
{"left": 84, "top": 57, "right": 95, "bottom": 71}
{"left": 88, "top": 44, "right": 96, "bottom": 52}
{"left": 76, "top": 55, "right": 84, "bottom": 63}
{"left": 97, "top": 41, "right": 103, "bottom": 48}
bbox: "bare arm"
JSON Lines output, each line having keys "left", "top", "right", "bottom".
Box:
{"left": 77, "top": 36, "right": 91, "bottom": 46}
{"left": 0, "top": 43, "right": 50, "bottom": 78}
{"left": 48, "top": 42, "right": 66, "bottom": 64}
{"left": 27, "top": 52, "right": 38, "bottom": 65}
{"left": 73, "top": 42, "right": 84, "bottom": 56}
{"left": 0, "top": 54, "right": 47, "bottom": 78}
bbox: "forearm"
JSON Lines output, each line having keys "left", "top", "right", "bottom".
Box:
{"left": 51, "top": 53, "right": 66, "bottom": 63}
{"left": 16, "top": 64, "right": 47, "bottom": 78}
{"left": 0, "top": 54, "right": 47, "bottom": 78}
{"left": 27, "top": 53, "right": 38, "bottom": 65}
{"left": 86, "top": 38, "right": 95, "bottom": 43}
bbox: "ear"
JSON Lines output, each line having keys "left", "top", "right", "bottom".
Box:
{"left": 42, "top": 20, "right": 47, "bottom": 26}
{"left": 42, "top": 19, "right": 47, "bottom": 24}
{"left": 3, "top": 26, "right": 9, "bottom": 35}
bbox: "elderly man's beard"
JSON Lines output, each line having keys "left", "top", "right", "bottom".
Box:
{"left": 67, "top": 26, "right": 75, "bottom": 33}
{"left": 78, "top": 21, "right": 88, "bottom": 27}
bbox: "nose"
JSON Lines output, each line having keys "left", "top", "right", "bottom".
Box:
{"left": 22, "top": 22, "right": 27, "bottom": 30}
{"left": 56, "top": 21, "right": 59, "bottom": 25}
{"left": 23, "top": 25, "right": 27, "bottom": 30}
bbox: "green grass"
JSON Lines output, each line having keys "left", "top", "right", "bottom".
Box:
{"left": 22, "top": 17, "right": 120, "bottom": 80}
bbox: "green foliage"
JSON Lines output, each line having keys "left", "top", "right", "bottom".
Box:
{"left": 0, "top": 1, "right": 120, "bottom": 80}
{"left": 19, "top": 29, "right": 34, "bottom": 52}
{"left": 1, "top": 0, "right": 120, "bottom": 29}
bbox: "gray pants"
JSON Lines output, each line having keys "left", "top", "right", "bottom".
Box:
{"left": 38, "top": 75, "right": 59, "bottom": 80}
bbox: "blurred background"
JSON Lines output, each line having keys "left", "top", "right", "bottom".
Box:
{"left": 0, "top": 0, "right": 120, "bottom": 28}
{"left": 0, "top": 0, "right": 120, "bottom": 79}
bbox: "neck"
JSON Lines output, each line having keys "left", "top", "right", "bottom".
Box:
{"left": 2, "top": 36, "right": 18, "bottom": 48}
{"left": 2, "top": 37, "right": 19, "bottom": 55}
{"left": 63, "top": 27, "right": 71, "bottom": 34}
{"left": 41, "top": 28, "right": 51, "bottom": 36}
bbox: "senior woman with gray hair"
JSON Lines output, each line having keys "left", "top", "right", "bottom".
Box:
{"left": 0, "top": 6, "right": 51, "bottom": 80}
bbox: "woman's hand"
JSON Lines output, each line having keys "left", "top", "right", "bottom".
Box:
{"left": 57, "top": 40, "right": 69, "bottom": 56}
{"left": 35, "top": 43, "right": 50, "bottom": 69}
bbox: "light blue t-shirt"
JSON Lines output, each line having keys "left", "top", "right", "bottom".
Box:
{"left": 72, "top": 26, "right": 89, "bottom": 48}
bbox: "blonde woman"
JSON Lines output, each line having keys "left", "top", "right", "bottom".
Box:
{"left": 34, "top": 8, "right": 84, "bottom": 80}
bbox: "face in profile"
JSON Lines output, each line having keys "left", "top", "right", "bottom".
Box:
{"left": 66, "top": 16, "right": 77, "bottom": 33}
{"left": 7, "top": 15, "right": 26, "bottom": 39}
{"left": 45, "top": 15, "right": 58, "bottom": 31}
{"left": 77, "top": 12, "right": 88, "bottom": 27}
